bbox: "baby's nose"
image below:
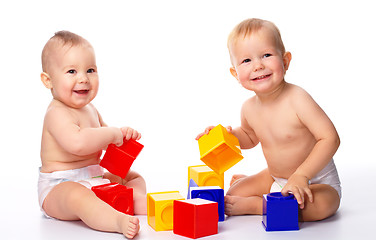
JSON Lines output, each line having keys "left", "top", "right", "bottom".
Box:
{"left": 78, "top": 74, "right": 89, "bottom": 83}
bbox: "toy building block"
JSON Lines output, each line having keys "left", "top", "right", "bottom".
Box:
{"left": 197, "top": 124, "right": 243, "bottom": 174}
{"left": 188, "top": 165, "right": 224, "bottom": 189}
{"left": 173, "top": 199, "right": 218, "bottom": 239}
{"left": 100, "top": 139, "right": 144, "bottom": 179}
{"left": 187, "top": 179, "right": 199, "bottom": 199}
{"left": 147, "top": 191, "right": 185, "bottom": 231}
{"left": 262, "top": 192, "right": 299, "bottom": 231}
{"left": 91, "top": 183, "right": 134, "bottom": 215}
{"left": 189, "top": 186, "right": 225, "bottom": 222}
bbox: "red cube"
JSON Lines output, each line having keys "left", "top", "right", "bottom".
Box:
{"left": 100, "top": 139, "right": 144, "bottom": 178}
{"left": 173, "top": 199, "right": 218, "bottom": 239}
{"left": 91, "top": 183, "right": 134, "bottom": 215}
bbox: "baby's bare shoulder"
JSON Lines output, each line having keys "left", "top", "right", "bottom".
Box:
{"left": 241, "top": 95, "right": 257, "bottom": 109}
{"left": 287, "top": 84, "right": 312, "bottom": 98}
{"left": 44, "top": 101, "right": 77, "bottom": 125}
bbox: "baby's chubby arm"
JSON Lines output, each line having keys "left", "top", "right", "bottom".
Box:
{"left": 45, "top": 106, "right": 124, "bottom": 156}
{"left": 232, "top": 101, "right": 260, "bottom": 149}
{"left": 281, "top": 88, "right": 340, "bottom": 208}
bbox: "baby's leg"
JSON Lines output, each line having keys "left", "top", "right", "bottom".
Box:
{"left": 43, "top": 181, "right": 140, "bottom": 238}
{"left": 300, "top": 184, "right": 340, "bottom": 221}
{"left": 225, "top": 168, "right": 274, "bottom": 216}
{"left": 230, "top": 174, "right": 247, "bottom": 186}
{"left": 104, "top": 171, "right": 147, "bottom": 215}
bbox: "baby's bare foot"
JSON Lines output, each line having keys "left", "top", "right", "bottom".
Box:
{"left": 118, "top": 215, "right": 140, "bottom": 239}
{"left": 230, "top": 174, "right": 247, "bottom": 186}
{"left": 225, "top": 195, "right": 260, "bottom": 216}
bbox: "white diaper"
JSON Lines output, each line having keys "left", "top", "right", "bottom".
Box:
{"left": 38, "top": 164, "right": 110, "bottom": 217}
{"left": 270, "top": 159, "right": 342, "bottom": 198}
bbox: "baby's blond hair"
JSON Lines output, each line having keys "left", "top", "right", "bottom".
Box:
{"left": 41, "top": 31, "right": 90, "bottom": 72}
{"left": 227, "top": 18, "right": 286, "bottom": 63}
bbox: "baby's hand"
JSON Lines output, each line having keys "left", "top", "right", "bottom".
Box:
{"left": 121, "top": 127, "right": 141, "bottom": 141}
{"left": 111, "top": 127, "right": 124, "bottom": 147}
{"left": 195, "top": 125, "right": 232, "bottom": 140}
{"left": 281, "top": 173, "right": 313, "bottom": 209}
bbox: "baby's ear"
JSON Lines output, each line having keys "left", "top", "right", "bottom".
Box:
{"left": 283, "top": 52, "right": 292, "bottom": 71}
{"left": 41, "top": 72, "right": 52, "bottom": 89}
{"left": 230, "top": 67, "right": 239, "bottom": 81}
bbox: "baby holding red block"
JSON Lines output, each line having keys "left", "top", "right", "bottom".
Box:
{"left": 38, "top": 31, "right": 146, "bottom": 238}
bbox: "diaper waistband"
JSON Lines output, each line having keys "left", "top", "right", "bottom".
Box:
{"left": 39, "top": 164, "right": 105, "bottom": 181}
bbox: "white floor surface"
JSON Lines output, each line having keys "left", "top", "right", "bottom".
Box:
{"left": 1, "top": 165, "right": 374, "bottom": 240}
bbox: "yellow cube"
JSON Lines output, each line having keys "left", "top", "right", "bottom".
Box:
{"left": 198, "top": 124, "right": 243, "bottom": 174}
{"left": 188, "top": 165, "right": 224, "bottom": 189}
{"left": 147, "top": 191, "right": 185, "bottom": 231}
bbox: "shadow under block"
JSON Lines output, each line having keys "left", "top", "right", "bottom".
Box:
{"left": 262, "top": 192, "right": 299, "bottom": 231}
{"left": 198, "top": 124, "right": 243, "bottom": 174}
{"left": 189, "top": 186, "right": 225, "bottom": 222}
{"left": 188, "top": 165, "right": 224, "bottom": 189}
{"left": 147, "top": 191, "right": 185, "bottom": 231}
{"left": 91, "top": 183, "right": 134, "bottom": 215}
{"left": 100, "top": 139, "right": 144, "bottom": 179}
{"left": 173, "top": 199, "right": 218, "bottom": 239}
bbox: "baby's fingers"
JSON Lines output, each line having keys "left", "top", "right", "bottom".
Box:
{"left": 195, "top": 126, "right": 215, "bottom": 140}
{"left": 282, "top": 187, "right": 305, "bottom": 209}
{"left": 304, "top": 187, "right": 313, "bottom": 203}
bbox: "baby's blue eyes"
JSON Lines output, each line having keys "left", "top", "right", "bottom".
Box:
{"left": 241, "top": 54, "right": 272, "bottom": 64}
{"left": 67, "top": 69, "right": 96, "bottom": 74}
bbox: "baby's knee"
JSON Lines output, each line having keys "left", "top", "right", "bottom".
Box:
{"left": 303, "top": 185, "right": 340, "bottom": 221}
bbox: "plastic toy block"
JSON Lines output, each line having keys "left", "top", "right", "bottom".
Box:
{"left": 147, "top": 191, "right": 185, "bottom": 231}
{"left": 262, "top": 192, "right": 299, "bottom": 231}
{"left": 197, "top": 124, "right": 243, "bottom": 174}
{"left": 187, "top": 179, "right": 199, "bottom": 199}
{"left": 173, "top": 199, "right": 218, "bottom": 239}
{"left": 189, "top": 186, "right": 225, "bottom": 222}
{"left": 188, "top": 165, "right": 224, "bottom": 189}
{"left": 91, "top": 183, "right": 134, "bottom": 215}
{"left": 100, "top": 139, "right": 144, "bottom": 179}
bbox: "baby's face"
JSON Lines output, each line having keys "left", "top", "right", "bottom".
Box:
{"left": 229, "top": 28, "right": 288, "bottom": 95}
{"left": 46, "top": 44, "right": 99, "bottom": 108}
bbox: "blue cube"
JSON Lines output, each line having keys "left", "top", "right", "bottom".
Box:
{"left": 189, "top": 186, "right": 225, "bottom": 222}
{"left": 262, "top": 192, "right": 299, "bottom": 231}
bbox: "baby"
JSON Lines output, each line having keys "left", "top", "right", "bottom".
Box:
{"left": 196, "top": 19, "right": 341, "bottom": 221}
{"left": 38, "top": 31, "right": 146, "bottom": 238}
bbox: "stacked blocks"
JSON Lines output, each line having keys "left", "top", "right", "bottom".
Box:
{"left": 100, "top": 139, "right": 144, "bottom": 178}
{"left": 262, "top": 192, "right": 299, "bottom": 231}
{"left": 189, "top": 186, "right": 225, "bottom": 222}
{"left": 173, "top": 199, "right": 218, "bottom": 239}
{"left": 188, "top": 165, "right": 224, "bottom": 189}
{"left": 197, "top": 124, "right": 243, "bottom": 174}
{"left": 91, "top": 183, "right": 134, "bottom": 215}
{"left": 147, "top": 191, "right": 184, "bottom": 231}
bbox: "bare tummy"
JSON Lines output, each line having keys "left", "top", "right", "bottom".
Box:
{"left": 242, "top": 85, "right": 317, "bottom": 179}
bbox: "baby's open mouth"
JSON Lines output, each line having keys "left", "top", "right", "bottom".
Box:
{"left": 252, "top": 74, "right": 271, "bottom": 81}
{"left": 73, "top": 90, "right": 89, "bottom": 94}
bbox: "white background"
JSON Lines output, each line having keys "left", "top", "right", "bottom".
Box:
{"left": 0, "top": 0, "right": 375, "bottom": 239}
